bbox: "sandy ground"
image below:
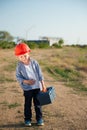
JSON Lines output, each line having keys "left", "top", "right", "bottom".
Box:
{"left": 0, "top": 49, "right": 87, "bottom": 130}
{"left": 0, "top": 74, "right": 87, "bottom": 130}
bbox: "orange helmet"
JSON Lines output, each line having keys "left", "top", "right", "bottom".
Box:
{"left": 14, "top": 43, "right": 31, "bottom": 56}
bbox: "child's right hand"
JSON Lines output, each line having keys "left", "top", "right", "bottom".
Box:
{"left": 23, "top": 79, "right": 36, "bottom": 85}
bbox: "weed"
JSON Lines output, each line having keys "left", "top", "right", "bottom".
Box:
{"left": 66, "top": 81, "right": 87, "bottom": 92}
{"left": 8, "top": 102, "right": 21, "bottom": 109}
{"left": 0, "top": 73, "right": 16, "bottom": 83}
{"left": 0, "top": 101, "right": 8, "bottom": 106}
{"left": 46, "top": 66, "right": 87, "bottom": 92}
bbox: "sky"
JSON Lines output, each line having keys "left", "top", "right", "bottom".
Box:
{"left": 0, "top": 0, "right": 87, "bottom": 45}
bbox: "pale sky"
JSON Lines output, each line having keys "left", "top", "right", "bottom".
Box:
{"left": 0, "top": 0, "right": 87, "bottom": 45}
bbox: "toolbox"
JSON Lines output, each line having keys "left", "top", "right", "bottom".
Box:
{"left": 37, "top": 86, "right": 56, "bottom": 106}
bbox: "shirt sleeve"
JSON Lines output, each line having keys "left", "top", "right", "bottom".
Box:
{"left": 16, "top": 64, "right": 24, "bottom": 85}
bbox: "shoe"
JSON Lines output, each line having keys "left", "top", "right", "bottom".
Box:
{"left": 25, "top": 120, "right": 31, "bottom": 126}
{"left": 37, "top": 119, "right": 44, "bottom": 126}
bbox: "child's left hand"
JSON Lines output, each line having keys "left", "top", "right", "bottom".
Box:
{"left": 42, "top": 87, "right": 47, "bottom": 92}
{"left": 40, "top": 80, "right": 47, "bottom": 92}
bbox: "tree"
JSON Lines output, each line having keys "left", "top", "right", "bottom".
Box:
{"left": 0, "top": 31, "right": 13, "bottom": 41}
{"left": 58, "top": 38, "right": 64, "bottom": 46}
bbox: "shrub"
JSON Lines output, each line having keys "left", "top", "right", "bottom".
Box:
{"left": 52, "top": 43, "right": 62, "bottom": 48}
{"left": 26, "top": 41, "right": 49, "bottom": 49}
{"left": 38, "top": 43, "right": 49, "bottom": 48}
{"left": 27, "top": 42, "right": 38, "bottom": 49}
{"left": 0, "top": 41, "right": 15, "bottom": 49}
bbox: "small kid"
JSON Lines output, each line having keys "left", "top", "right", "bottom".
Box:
{"left": 14, "top": 42, "right": 47, "bottom": 126}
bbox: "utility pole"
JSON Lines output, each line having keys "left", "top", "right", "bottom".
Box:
{"left": 25, "top": 25, "right": 35, "bottom": 40}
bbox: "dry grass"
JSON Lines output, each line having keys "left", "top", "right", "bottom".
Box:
{"left": 32, "top": 47, "right": 87, "bottom": 92}
{"left": 0, "top": 47, "right": 87, "bottom": 130}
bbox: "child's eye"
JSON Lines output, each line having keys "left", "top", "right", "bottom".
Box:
{"left": 20, "top": 56, "right": 23, "bottom": 58}
{"left": 19, "top": 55, "right": 24, "bottom": 59}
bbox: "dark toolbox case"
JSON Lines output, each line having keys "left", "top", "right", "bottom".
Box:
{"left": 37, "top": 86, "right": 56, "bottom": 106}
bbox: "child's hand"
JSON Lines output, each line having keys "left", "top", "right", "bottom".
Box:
{"left": 42, "top": 87, "right": 47, "bottom": 92}
{"left": 28, "top": 79, "right": 36, "bottom": 85}
{"left": 23, "top": 79, "right": 36, "bottom": 85}
{"left": 40, "top": 80, "right": 47, "bottom": 92}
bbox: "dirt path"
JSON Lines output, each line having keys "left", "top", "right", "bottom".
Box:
{"left": 42, "top": 73, "right": 87, "bottom": 130}
{"left": 0, "top": 72, "right": 87, "bottom": 130}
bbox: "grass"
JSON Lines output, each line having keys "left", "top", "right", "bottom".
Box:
{"left": 35, "top": 47, "right": 87, "bottom": 93}
{"left": 0, "top": 47, "right": 87, "bottom": 94}
{"left": 4, "top": 62, "right": 17, "bottom": 72}
{"left": 0, "top": 74, "right": 16, "bottom": 83}
{"left": 46, "top": 66, "right": 87, "bottom": 92}
{"left": 0, "top": 101, "right": 8, "bottom": 106}
{"left": 0, "top": 101, "right": 21, "bottom": 109}
{"left": 8, "top": 102, "right": 21, "bottom": 109}
{"left": 66, "top": 81, "right": 87, "bottom": 91}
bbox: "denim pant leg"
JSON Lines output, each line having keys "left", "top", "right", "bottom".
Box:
{"left": 33, "top": 89, "right": 42, "bottom": 121}
{"left": 24, "top": 90, "right": 33, "bottom": 121}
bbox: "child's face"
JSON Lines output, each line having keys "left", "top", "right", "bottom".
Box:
{"left": 17, "top": 53, "right": 30, "bottom": 64}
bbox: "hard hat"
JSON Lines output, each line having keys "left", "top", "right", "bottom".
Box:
{"left": 14, "top": 43, "right": 31, "bottom": 56}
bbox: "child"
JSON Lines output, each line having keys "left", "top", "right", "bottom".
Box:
{"left": 14, "top": 42, "right": 47, "bottom": 126}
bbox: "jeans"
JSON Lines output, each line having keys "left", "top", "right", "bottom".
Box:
{"left": 23, "top": 89, "right": 42, "bottom": 121}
